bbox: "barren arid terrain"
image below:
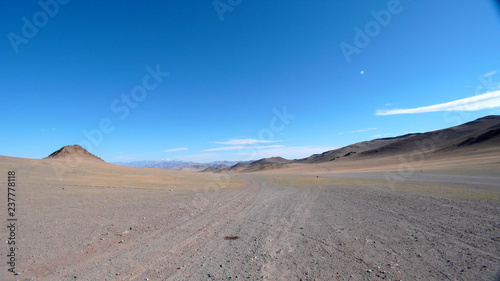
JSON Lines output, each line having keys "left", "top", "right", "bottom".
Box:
{"left": 0, "top": 152, "right": 499, "bottom": 280}
{"left": 4, "top": 0, "right": 500, "bottom": 279}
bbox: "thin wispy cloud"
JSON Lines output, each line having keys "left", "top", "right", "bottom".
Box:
{"left": 376, "top": 90, "right": 500, "bottom": 116}
{"left": 373, "top": 133, "right": 393, "bottom": 138}
{"left": 484, "top": 70, "right": 497, "bottom": 78}
{"left": 215, "top": 139, "right": 280, "bottom": 145}
{"left": 335, "top": 128, "right": 377, "bottom": 135}
{"left": 350, "top": 128, "right": 377, "bottom": 133}
{"left": 204, "top": 145, "right": 284, "bottom": 152}
{"left": 163, "top": 147, "right": 188, "bottom": 153}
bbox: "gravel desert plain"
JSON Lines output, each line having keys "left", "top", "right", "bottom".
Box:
{"left": 1, "top": 116, "right": 500, "bottom": 281}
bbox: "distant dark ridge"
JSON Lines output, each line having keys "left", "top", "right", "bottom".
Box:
{"left": 250, "top": 157, "right": 291, "bottom": 165}
{"left": 458, "top": 128, "right": 500, "bottom": 146}
{"left": 374, "top": 133, "right": 418, "bottom": 141}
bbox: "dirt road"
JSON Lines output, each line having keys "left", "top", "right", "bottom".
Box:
{"left": 2, "top": 172, "right": 499, "bottom": 280}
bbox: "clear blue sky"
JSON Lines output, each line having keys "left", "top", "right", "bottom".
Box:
{"left": 1, "top": 0, "right": 500, "bottom": 162}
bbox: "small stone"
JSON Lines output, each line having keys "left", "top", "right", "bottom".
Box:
{"left": 367, "top": 269, "right": 373, "bottom": 273}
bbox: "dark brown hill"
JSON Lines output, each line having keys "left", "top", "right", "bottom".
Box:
{"left": 299, "top": 115, "right": 500, "bottom": 164}
{"left": 45, "top": 144, "right": 105, "bottom": 162}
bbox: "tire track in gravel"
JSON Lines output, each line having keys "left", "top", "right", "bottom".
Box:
{"left": 177, "top": 174, "right": 500, "bottom": 281}
{"left": 21, "top": 177, "right": 260, "bottom": 280}
{"left": 19, "top": 173, "right": 500, "bottom": 280}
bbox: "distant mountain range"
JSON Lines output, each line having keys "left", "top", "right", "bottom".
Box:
{"left": 112, "top": 160, "right": 249, "bottom": 171}
{"left": 201, "top": 115, "right": 500, "bottom": 173}
{"left": 44, "top": 115, "right": 500, "bottom": 173}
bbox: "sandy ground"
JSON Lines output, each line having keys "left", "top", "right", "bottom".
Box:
{"left": 0, "top": 156, "right": 499, "bottom": 280}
